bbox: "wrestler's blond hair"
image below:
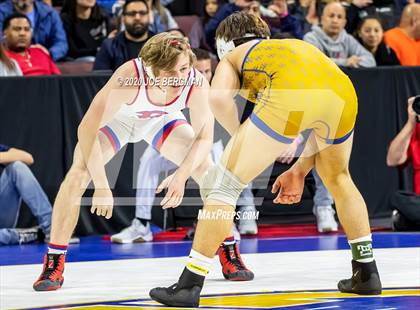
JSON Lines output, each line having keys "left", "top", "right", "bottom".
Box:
{"left": 139, "top": 32, "right": 195, "bottom": 76}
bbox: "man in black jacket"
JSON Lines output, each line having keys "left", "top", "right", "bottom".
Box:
{"left": 93, "top": 0, "right": 154, "bottom": 71}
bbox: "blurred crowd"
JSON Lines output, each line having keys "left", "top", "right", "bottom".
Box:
{"left": 0, "top": 0, "right": 419, "bottom": 76}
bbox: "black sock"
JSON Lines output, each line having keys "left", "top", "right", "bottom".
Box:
{"left": 177, "top": 267, "right": 205, "bottom": 289}
{"left": 136, "top": 218, "right": 149, "bottom": 226}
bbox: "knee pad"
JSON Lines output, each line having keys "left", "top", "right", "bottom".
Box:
{"left": 199, "top": 163, "right": 247, "bottom": 207}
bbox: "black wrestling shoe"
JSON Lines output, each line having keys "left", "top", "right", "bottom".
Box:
{"left": 338, "top": 260, "right": 382, "bottom": 295}
{"left": 149, "top": 267, "right": 204, "bottom": 307}
{"left": 149, "top": 283, "right": 202, "bottom": 307}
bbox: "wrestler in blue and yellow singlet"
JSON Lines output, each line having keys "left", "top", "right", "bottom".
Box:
{"left": 239, "top": 39, "right": 358, "bottom": 144}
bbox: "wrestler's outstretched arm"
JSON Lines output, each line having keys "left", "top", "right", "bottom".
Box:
{"left": 78, "top": 61, "right": 137, "bottom": 218}
{"left": 159, "top": 76, "right": 215, "bottom": 209}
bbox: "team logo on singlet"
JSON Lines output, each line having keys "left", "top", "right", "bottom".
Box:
{"left": 136, "top": 111, "right": 168, "bottom": 119}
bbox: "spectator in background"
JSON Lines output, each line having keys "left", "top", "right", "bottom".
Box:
{"left": 0, "top": 144, "right": 52, "bottom": 245}
{"left": 0, "top": 0, "right": 68, "bottom": 61}
{"left": 165, "top": 0, "right": 212, "bottom": 16}
{"left": 146, "top": 0, "right": 178, "bottom": 33}
{"left": 112, "top": 0, "right": 177, "bottom": 31}
{"left": 3, "top": 13, "right": 61, "bottom": 75}
{"left": 192, "top": 48, "right": 212, "bottom": 81}
{"left": 289, "top": 0, "right": 319, "bottom": 34}
{"left": 189, "top": 0, "right": 223, "bottom": 50}
{"left": 396, "top": 0, "right": 420, "bottom": 17}
{"left": 303, "top": 2, "right": 376, "bottom": 67}
{"left": 387, "top": 96, "right": 420, "bottom": 231}
{"left": 96, "top": 0, "right": 118, "bottom": 15}
{"left": 355, "top": 16, "right": 400, "bottom": 65}
{"left": 93, "top": 0, "right": 153, "bottom": 71}
{"left": 61, "top": 0, "right": 112, "bottom": 61}
{"left": 262, "top": 0, "right": 303, "bottom": 39}
{"left": 384, "top": 3, "right": 420, "bottom": 66}
{"left": 387, "top": 97, "right": 420, "bottom": 195}
{"left": 346, "top": 0, "right": 397, "bottom": 34}
{"left": 205, "top": 0, "right": 261, "bottom": 53}
{"left": 0, "top": 42, "right": 21, "bottom": 76}
{"left": 204, "top": 0, "right": 219, "bottom": 18}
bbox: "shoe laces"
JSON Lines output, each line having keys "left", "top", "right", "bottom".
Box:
{"left": 40, "top": 255, "right": 64, "bottom": 280}
{"left": 222, "top": 244, "right": 245, "bottom": 270}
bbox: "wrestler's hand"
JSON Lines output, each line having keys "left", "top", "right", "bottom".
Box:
{"left": 271, "top": 170, "right": 305, "bottom": 204}
{"left": 156, "top": 172, "right": 186, "bottom": 209}
{"left": 91, "top": 188, "right": 114, "bottom": 219}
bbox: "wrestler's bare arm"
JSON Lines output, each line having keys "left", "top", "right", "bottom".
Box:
{"left": 210, "top": 58, "right": 241, "bottom": 137}
{"left": 77, "top": 61, "right": 137, "bottom": 188}
{"left": 176, "top": 74, "right": 214, "bottom": 181}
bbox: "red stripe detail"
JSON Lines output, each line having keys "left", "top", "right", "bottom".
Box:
{"left": 126, "top": 59, "right": 141, "bottom": 106}
{"left": 223, "top": 236, "right": 235, "bottom": 242}
{"left": 48, "top": 243, "right": 68, "bottom": 250}
{"left": 155, "top": 120, "right": 188, "bottom": 151}
{"left": 100, "top": 127, "right": 118, "bottom": 153}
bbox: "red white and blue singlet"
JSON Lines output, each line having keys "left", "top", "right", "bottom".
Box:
{"left": 100, "top": 57, "right": 197, "bottom": 152}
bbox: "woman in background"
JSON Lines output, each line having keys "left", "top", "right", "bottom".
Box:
{"left": 356, "top": 16, "right": 400, "bottom": 66}
{"left": 189, "top": 0, "right": 224, "bottom": 50}
{"left": 61, "top": 0, "right": 111, "bottom": 60}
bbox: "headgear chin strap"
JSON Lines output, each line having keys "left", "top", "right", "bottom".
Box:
{"left": 216, "top": 33, "right": 262, "bottom": 60}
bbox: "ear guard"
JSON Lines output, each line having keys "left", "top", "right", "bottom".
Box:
{"left": 216, "top": 33, "right": 263, "bottom": 60}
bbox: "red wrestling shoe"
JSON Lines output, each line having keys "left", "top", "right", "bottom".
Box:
{"left": 33, "top": 254, "right": 65, "bottom": 291}
{"left": 218, "top": 242, "right": 254, "bottom": 281}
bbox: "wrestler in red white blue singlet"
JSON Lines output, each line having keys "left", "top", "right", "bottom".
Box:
{"left": 100, "top": 58, "right": 198, "bottom": 152}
